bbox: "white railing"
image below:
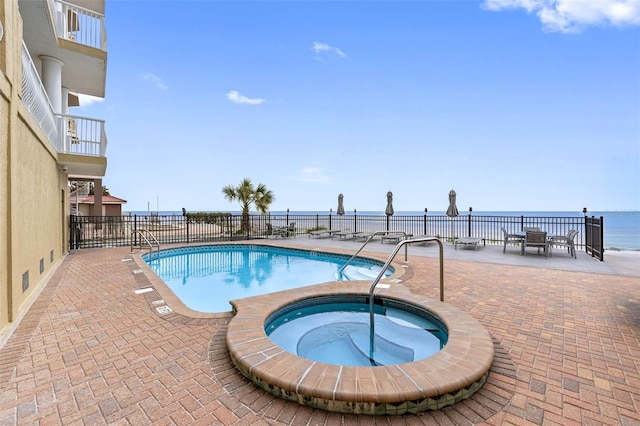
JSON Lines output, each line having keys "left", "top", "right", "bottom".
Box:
{"left": 53, "top": 0, "right": 107, "bottom": 51}
{"left": 21, "top": 42, "right": 58, "bottom": 145}
{"left": 55, "top": 114, "right": 107, "bottom": 157}
{"left": 21, "top": 43, "right": 107, "bottom": 158}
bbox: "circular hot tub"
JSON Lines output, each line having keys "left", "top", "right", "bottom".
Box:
{"left": 266, "top": 296, "right": 448, "bottom": 366}
{"left": 226, "top": 281, "right": 494, "bottom": 415}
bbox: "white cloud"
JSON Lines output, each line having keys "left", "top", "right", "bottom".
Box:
{"left": 291, "top": 167, "right": 333, "bottom": 184}
{"left": 77, "top": 94, "right": 104, "bottom": 107}
{"left": 312, "top": 41, "right": 346, "bottom": 59}
{"left": 226, "top": 90, "right": 266, "bottom": 105}
{"left": 142, "top": 73, "right": 168, "bottom": 90}
{"left": 482, "top": 0, "right": 640, "bottom": 33}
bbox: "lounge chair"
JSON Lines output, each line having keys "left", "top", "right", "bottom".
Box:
{"left": 502, "top": 227, "right": 523, "bottom": 253}
{"left": 353, "top": 232, "right": 374, "bottom": 241}
{"left": 332, "top": 231, "right": 359, "bottom": 240}
{"left": 549, "top": 229, "right": 578, "bottom": 258}
{"left": 410, "top": 235, "right": 440, "bottom": 245}
{"left": 381, "top": 232, "right": 413, "bottom": 244}
{"left": 454, "top": 237, "right": 485, "bottom": 250}
{"left": 522, "top": 230, "right": 549, "bottom": 258}
{"left": 308, "top": 229, "right": 340, "bottom": 239}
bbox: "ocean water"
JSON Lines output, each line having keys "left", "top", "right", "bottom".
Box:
{"left": 124, "top": 210, "right": 639, "bottom": 251}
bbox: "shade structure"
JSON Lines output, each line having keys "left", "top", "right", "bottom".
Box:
{"left": 337, "top": 193, "right": 345, "bottom": 216}
{"left": 446, "top": 190, "right": 459, "bottom": 218}
{"left": 385, "top": 191, "right": 394, "bottom": 216}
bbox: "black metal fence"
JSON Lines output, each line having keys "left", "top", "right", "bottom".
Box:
{"left": 69, "top": 213, "right": 605, "bottom": 260}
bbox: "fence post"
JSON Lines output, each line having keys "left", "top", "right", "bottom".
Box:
{"left": 134, "top": 215, "right": 138, "bottom": 246}
{"left": 468, "top": 207, "right": 473, "bottom": 237}
{"left": 424, "top": 208, "right": 428, "bottom": 235}
{"left": 583, "top": 207, "right": 588, "bottom": 254}
{"left": 354, "top": 209, "right": 357, "bottom": 233}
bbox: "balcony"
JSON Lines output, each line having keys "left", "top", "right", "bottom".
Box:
{"left": 56, "top": 114, "right": 108, "bottom": 178}
{"left": 19, "top": 0, "right": 107, "bottom": 97}
{"left": 21, "top": 42, "right": 107, "bottom": 178}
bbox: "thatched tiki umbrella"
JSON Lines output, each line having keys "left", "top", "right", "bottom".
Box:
{"left": 385, "top": 191, "right": 394, "bottom": 230}
{"left": 446, "top": 189, "right": 459, "bottom": 241}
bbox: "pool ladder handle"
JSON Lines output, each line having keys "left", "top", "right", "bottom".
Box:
{"left": 130, "top": 229, "right": 160, "bottom": 257}
{"left": 361, "top": 235, "right": 445, "bottom": 360}
{"left": 339, "top": 232, "right": 444, "bottom": 302}
{"left": 338, "top": 231, "right": 411, "bottom": 276}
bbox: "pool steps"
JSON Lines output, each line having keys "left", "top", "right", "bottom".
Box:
{"left": 294, "top": 310, "right": 443, "bottom": 367}
{"left": 339, "top": 265, "right": 385, "bottom": 280}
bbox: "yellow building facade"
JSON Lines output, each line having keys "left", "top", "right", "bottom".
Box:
{"left": 0, "top": 0, "right": 108, "bottom": 343}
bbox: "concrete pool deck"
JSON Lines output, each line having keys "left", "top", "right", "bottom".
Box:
{"left": 0, "top": 240, "right": 638, "bottom": 424}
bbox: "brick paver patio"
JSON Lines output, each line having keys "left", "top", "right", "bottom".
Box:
{"left": 0, "top": 245, "right": 638, "bottom": 425}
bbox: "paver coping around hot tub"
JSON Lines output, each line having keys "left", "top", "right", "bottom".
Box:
{"left": 225, "top": 280, "right": 494, "bottom": 415}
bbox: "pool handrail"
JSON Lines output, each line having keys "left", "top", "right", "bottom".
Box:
{"left": 338, "top": 230, "right": 411, "bottom": 275}
{"left": 367, "top": 236, "right": 444, "bottom": 361}
{"left": 130, "top": 229, "right": 160, "bottom": 257}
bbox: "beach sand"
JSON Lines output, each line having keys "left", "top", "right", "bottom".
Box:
{"left": 602, "top": 249, "right": 640, "bottom": 277}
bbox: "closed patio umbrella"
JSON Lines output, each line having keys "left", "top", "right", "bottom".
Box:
{"left": 446, "top": 189, "right": 458, "bottom": 218}
{"left": 337, "top": 193, "right": 345, "bottom": 216}
{"left": 385, "top": 191, "right": 394, "bottom": 230}
{"left": 446, "top": 189, "right": 459, "bottom": 241}
{"left": 385, "top": 191, "right": 394, "bottom": 216}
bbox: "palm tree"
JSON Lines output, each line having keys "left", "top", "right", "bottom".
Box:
{"left": 222, "top": 178, "right": 275, "bottom": 233}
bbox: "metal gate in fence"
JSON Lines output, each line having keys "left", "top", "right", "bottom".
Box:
{"left": 585, "top": 216, "right": 604, "bottom": 261}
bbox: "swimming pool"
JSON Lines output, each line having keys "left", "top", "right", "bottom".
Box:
{"left": 142, "top": 244, "right": 393, "bottom": 313}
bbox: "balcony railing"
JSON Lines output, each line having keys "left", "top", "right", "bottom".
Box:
{"left": 21, "top": 42, "right": 58, "bottom": 144}
{"left": 21, "top": 43, "right": 107, "bottom": 158}
{"left": 55, "top": 114, "right": 107, "bottom": 157}
{"left": 52, "top": 0, "right": 107, "bottom": 50}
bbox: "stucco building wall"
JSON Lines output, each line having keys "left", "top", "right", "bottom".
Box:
{"left": 0, "top": 1, "right": 68, "bottom": 341}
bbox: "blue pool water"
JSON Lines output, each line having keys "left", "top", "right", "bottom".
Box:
{"left": 143, "top": 245, "right": 392, "bottom": 313}
{"left": 266, "top": 298, "right": 447, "bottom": 366}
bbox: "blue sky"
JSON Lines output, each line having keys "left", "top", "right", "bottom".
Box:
{"left": 77, "top": 0, "right": 640, "bottom": 213}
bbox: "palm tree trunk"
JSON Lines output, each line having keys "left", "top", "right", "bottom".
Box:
{"left": 241, "top": 211, "right": 250, "bottom": 233}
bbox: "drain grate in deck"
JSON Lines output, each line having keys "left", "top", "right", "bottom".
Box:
{"left": 156, "top": 306, "right": 172, "bottom": 315}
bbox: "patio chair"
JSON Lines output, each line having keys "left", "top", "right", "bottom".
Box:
{"left": 502, "top": 227, "right": 523, "bottom": 254}
{"left": 550, "top": 229, "right": 578, "bottom": 258}
{"left": 265, "top": 223, "right": 278, "bottom": 238}
{"left": 522, "top": 231, "right": 549, "bottom": 258}
{"left": 281, "top": 222, "right": 296, "bottom": 238}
